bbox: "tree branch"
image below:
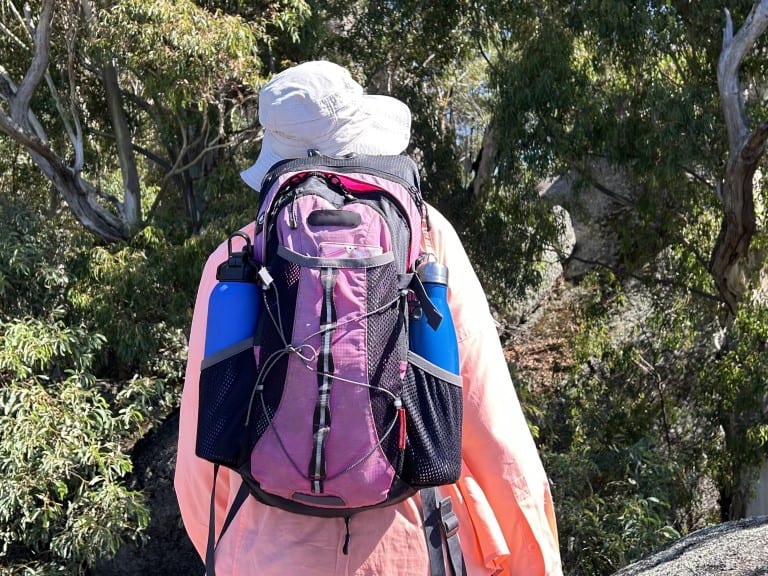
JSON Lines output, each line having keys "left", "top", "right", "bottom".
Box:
{"left": 0, "top": 18, "right": 29, "bottom": 51}
{"left": 0, "top": 66, "right": 48, "bottom": 142}
{"left": 718, "top": 3, "right": 768, "bottom": 156}
{"left": 102, "top": 59, "right": 142, "bottom": 231}
{"left": 567, "top": 254, "right": 722, "bottom": 303}
{"left": 12, "top": 0, "right": 54, "bottom": 120}
{"left": 0, "top": 0, "right": 130, "bottom": 242}
{"left": 467, "top": 115, "right": 498, "bottom": 204}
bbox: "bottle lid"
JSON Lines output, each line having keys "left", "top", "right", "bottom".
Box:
{"left": 417, "top": 260, "right": 449, "bottom": 285}
{"left": 216, "top": 231, "right": 257, "bottom": 282}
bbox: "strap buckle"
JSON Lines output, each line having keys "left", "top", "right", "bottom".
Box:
{"left": 439, "top": 497, "right": 460, "bottom": 539}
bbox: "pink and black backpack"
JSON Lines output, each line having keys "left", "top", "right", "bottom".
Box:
{"left": 196, "top": 154, "right": 465, "bottom": 575}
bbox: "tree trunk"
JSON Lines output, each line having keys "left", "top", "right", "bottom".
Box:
{"left": 467, "top": 116, "right": 499, "bottom": 206}
{"left": 709, "top": 1, "right": 768, "bottom": 522}
{"left": 709, "top": 2, "right": 768, "bottom": 315}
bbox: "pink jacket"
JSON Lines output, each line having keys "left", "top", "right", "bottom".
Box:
{"left": 175, "top": 206, "right": 563, "bottom": 575}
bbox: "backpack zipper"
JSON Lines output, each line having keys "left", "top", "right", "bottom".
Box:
{"left": 262, "top": 167, "right": 421, "bottom": 265}
{"left": 260, "top": 161, "right": 424, "bottom": 215}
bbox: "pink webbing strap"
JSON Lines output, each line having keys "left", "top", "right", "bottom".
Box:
{"left": 420, "top": 204, "right": 435, "bottom": 260}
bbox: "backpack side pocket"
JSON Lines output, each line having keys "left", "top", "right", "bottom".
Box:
{"left": 401, "top": 351, "right": 463, "bottom": 486}
{"left": 196, "top": 338, "right": 260, "bottom": 469}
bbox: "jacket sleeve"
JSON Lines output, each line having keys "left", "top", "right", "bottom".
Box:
{"left": 174, "top": 226, "right": 253, "bottom": 560}
{"left": 426, "top": 207, "right": 562, "bottom": 575}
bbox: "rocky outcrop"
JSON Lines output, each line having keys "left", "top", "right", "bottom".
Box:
{"left": 540, "top": 162, "right": 638, "bottom": 280}
{"left": 613, "top": 516, "right": 768, "bottom": 576}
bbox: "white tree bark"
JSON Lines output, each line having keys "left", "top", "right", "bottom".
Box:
{"left": 0, "top": 0, "right": 131, "bottom": 242}
{"left": 710, "top": 1, "right": 768, "bottom": 315}
{"left": 469, "top": 115, "right": 498, "bottom": 204}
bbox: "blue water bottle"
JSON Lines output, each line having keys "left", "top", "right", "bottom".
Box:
{"left": 204, "top": 232, "right": 262, "bottom": 357}
{"left": 409, "top": 260, "right": 460, "bottom": 374}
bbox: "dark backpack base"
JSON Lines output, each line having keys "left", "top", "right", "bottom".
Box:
{"left": 240, "top": 473, "right": 417, "bottom": 518}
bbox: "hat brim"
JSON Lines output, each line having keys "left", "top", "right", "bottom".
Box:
{"left": 240, "top": 94, "right": 411, "bottom": 192}
{"left": 240, "top": 131, "right": 286, "bottom": 193}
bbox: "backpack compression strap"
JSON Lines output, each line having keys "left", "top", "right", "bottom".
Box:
{"left": 421, "top": 487, "right": 467, "bottom": 576}
{"left": 205, "top": 465, "right": 250, "bottom": 576}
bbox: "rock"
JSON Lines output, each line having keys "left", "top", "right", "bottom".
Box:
{"left": 540, "top": 161, "right": 638, "bottom": 280}
{"left": 92, "top": 410, "right": 202, "bottom": 576}
{"left": 613, "top": 516, "right": 768, "bottom": 576}
{"left": 506, "top": 204, "right": 576, "bottom": 327}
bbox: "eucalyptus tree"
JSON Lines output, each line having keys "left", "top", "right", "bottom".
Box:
{"left": 473, "top": 0, "right": 768, "bottom": 526}
{"left": 0, "top": 0, "right": 309, "bottom": 242}
{"left": 477, "top": 0, "right": 768, "bottom": 310}
{"left": 298, "top": 0, "right": 558, "bottom": 303}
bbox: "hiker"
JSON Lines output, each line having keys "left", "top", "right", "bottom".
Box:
{"left": 175, "top": 60, "right": 563, "bottom": 575}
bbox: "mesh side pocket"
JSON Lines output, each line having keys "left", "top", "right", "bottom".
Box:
{"left": 401, "top": 352, "right": 463, "bottom": 486}
{"left": 196, "top": 343, "right": 259, "bottom": 468}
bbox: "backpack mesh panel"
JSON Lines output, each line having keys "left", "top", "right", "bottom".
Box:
{"left": 196, "top": 346, "right": 259, "bottom": 468}
{"left": 366, "top": 260, "right": 406, "bottom": 465}
{"left": 401, "top": 364, "right": 463, "bottom": 486}
{"left": 250, "top": 255, "right": 301, "bottom": 440}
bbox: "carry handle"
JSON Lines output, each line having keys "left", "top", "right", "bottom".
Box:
{"left": 216, "top": 231, "right": 258, "bottom": 282}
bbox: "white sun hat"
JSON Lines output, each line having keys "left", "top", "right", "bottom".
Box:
{"left": 240, "top": 60, "right": 412, "bottom": 191}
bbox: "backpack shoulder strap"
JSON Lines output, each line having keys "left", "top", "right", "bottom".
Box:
{"left": 205, "top": 465, "right": 250, "bottom": 576}
{"left": 421, "top": 487, "right": 467, "bottom": 576}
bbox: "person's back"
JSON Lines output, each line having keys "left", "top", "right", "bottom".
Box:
{"left": 175, "top": 60, "right": 563, "bottom": 576}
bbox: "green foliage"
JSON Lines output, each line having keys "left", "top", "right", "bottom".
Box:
{"left": 524, "top": 254, "right": 768, "bottom": 573}
{"left": 547, "top": 446, "right": 681, "bottom": 575}
{"left": 523, "top": 281, "right": 698, "bottom": 573}
{"left": 101, "top": 0, "right": 265, "bottom": 106}
{"left": 66, "top": 215, "right": 221, "bottom": 378}
{"left": 485, "top": 0, "right": 734, "bottom": 294}
{"left": 0, "top": 150, "right": 203, "bottom": 572}
{"left": 465, "top": 182, "right": 562, "bottom": 309}
{"left": 0, "top": 318, "right": 104, "bottom": 382}
{"left": 195, "top": 160, "right": 263, "bottom": 232}
{"left": 0, "top": 376, "right": 149, "bottom": 571}
{"left": 0, "top": 219, "right": 178, "bottom": 572}
{"left": 0, "top": 193, "right": 155, "bottom": 569}
{"left": 0, "top": 196, "right": 70, "bottom": 321}
{"left": 487, "top": 6, "right": 768, "bottom": 567}
{"left": 696, "top": 300, "right": 768, "bottom": 511}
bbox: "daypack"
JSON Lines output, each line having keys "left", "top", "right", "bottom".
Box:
{"left": 195, "top": 154, "right": 465, "bottom": 575}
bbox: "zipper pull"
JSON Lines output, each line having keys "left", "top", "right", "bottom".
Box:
{"left": 342, "top": 516, "right": 351, "bottom": 555}
{"left": 288, "top": 189, "right": 298, "bottom": 229}
{"left": 325, "top": 174, "right": 355, "bottom": 203}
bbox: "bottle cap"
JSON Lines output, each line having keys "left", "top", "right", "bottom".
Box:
{"left": 416, "top": 260, "right": 449, "bottom": 285}
{"left": 216, "top": 231, "right": 257, "bottom": 282}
